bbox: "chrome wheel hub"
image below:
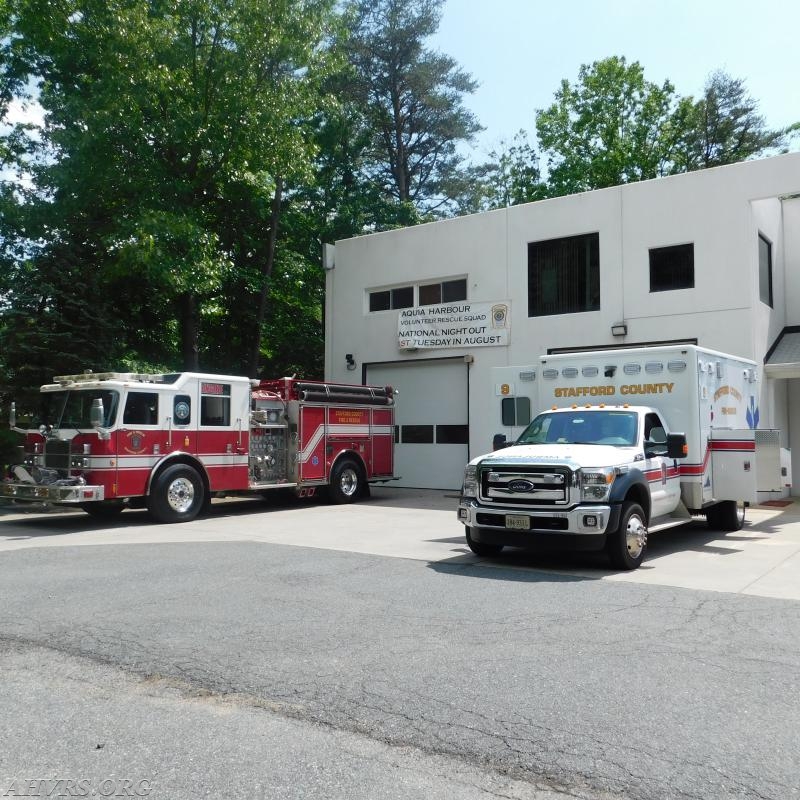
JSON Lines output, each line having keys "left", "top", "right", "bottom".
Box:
{"left": 626, "top": 514, "right": 647, "bottom": 559}
{"left": 167, "top": 477, "right": 195, "bottom": 513}
{"left": 339, "top": 468, "right": 359, "bottom": 497}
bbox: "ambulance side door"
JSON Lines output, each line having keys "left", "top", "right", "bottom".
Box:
{"left": 643, "top": 412, "right": 682, "bottom": 519}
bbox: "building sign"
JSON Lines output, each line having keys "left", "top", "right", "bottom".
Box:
{"left": 398, "top": 302, "right": 510, "bottom": 350}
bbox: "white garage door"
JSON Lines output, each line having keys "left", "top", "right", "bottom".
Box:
{"left": 367, "top": 359, "right": 468, "bottom": 490}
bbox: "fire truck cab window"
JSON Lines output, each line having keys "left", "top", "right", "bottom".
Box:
{"left": 123, "top": 392, "right": 159, "bottom": 426}
{"left": 200, "top": 383, "right": 231, "bottom": 426}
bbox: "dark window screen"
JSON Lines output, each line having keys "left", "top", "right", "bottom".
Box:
{"left": 401, "top": 425, "right": 434, "bottom": 443}
{"left": 528, "top": 233, "right": 600, "bottom": 316}
{"left": 369, "top": 290, "right": 391, "bottom": 312}
{"left": 758, "top": 234, "right": 773, "bottom": 307}
{"left": 436, "top": 424, "right": 468, "bottom": 444}
{"left": 649, "top": 243, "right": 694, "bottom": 292}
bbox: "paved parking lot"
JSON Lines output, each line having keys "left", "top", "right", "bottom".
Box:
{"left": 1, "top": 488, "right": 799, "bottom": 600}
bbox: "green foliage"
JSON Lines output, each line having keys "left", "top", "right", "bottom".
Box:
{"left": 536, "top": 56, "right": 676, "bottom": 195}
{"left": 0, "top": 0, "right": 337, "bottom": 388}
{"left": 457, "top": 131, "right": 548, "bottom": 213}
{"left": 671, "top": 71, "right": 788, "bottom": 171}
{"left": 1, "top": 0, "right": 796, "bottom": 407}
{"left": 339, "top": 0, "right": 481, "bottom": 215}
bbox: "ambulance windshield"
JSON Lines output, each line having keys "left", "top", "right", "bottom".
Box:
{"left": 517, "top": 410, "right": 638, "bottom": 447}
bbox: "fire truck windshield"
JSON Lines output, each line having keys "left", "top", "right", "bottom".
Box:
{"left": 517, "top": 410, "right": 638, "bottom": 447}
{"left": 37, "top": 389, "right": 119, "bottom": 430}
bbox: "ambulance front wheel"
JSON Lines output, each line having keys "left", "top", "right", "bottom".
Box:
{"left": 465, "top": 527, "right": 504, "bottom": 557}
{"left": 329, "top": 458, "right": 364, "bottom": 504}
{"left": 148, "top": 464, "right": 205, "bottom": 523}
{"left": 606, "top": 501, "right": 647, "bottom": 570}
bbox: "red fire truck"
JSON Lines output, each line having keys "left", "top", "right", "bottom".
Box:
{"left": 3, "top": 371, "right": 395, "bottom": 522}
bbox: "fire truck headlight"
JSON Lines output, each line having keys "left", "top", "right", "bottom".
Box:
{"left": 579, "top": 468, "right": 616, "bottom": 502}
{"left": 462, "top": 465, "right": 478, "bottom": 498}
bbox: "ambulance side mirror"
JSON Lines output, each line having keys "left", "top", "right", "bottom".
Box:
{"left": 666, "top": 432, "right": 688, "bottom": 459}
{"left": 492, "top": 433, "right": 509, "bottom": 451}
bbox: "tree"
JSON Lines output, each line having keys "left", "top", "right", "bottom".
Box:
{"left": 0, "top": 0, "right": 335, "bottom": 385}
{"left": 458, "top": 131, "right": 548, "bottom": 213}
{"left": 341, "top": 0, "right": 481, "bottom": 215}
{"left": 671, "top": 70, "right": 787, "bottom": 171}
{"left": 536, "top": 56, "right": 676, "bottom": 196}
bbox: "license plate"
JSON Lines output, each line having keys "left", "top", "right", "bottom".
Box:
{"left": 505, "top": 515, "right": 530, "bottom": 530}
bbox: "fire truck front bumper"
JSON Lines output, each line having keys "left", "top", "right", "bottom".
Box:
{"left": 457, "top": 498, "right": 620, "bottom": 551}
{"left": 1, "top": 481, "right": 105, "bottom": 504}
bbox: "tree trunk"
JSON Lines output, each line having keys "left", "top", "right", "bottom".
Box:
{"left": 248, "top": 177, "right": 283, "bottom": 378}
{"left": 179, "top": 291, "right": 200, "bottom": 371}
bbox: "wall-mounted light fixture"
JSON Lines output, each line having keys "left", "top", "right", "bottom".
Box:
{"left": 611, "top": 322, "right": 628, "bottom": 337}
{"left": 345, "top": 353, "right": 356, "bottom": 371}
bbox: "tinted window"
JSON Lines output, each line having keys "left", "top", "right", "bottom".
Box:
{"left": 649, "top": 243, "right": 694, "bottom": 292}
{"left": 759, "top": 234, "right": 773, "bottom": 307}
{"left": 200, "top": 383, "right": 231, "bottom": 426}
{"left": 123, "top": 392, "right": 159, "bottom": 425}
{"left": 528, "top": 233, "right": 600, "bottom": 316}
{"left": 369, "top": 290, "right": 391, "bottom": 312}
{"left": 436, "top": 424, "right": 468, "bottom": 444}
{"left": 401, "top": 425, "right": 434, "bottom": 444}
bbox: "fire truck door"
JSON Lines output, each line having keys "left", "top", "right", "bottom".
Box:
{"left": 117, "top": 390, "right": 161, "bottom": 497}
{"left": 197, "top": 381, "right": 249, "bottom": 490}
{"left": 298, "top": 405, "right": 326, "bottom": 482}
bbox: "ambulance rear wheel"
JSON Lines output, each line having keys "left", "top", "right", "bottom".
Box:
{"left": 148, "top": 464, "right": 205, "bottom": 523}
{"left": 706, "top": 500, "right": 745, "bottom": 532}
{"left": 329, "top": 458, "right": 363, "bottom": 504}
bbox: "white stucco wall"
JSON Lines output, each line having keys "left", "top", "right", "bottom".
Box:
{"left": 325, "top": 152, "right": 800, "bottom": 486}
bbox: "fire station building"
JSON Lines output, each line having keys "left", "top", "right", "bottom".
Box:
{"left": 323, "top": 152, "right": 800, "bottom": 491}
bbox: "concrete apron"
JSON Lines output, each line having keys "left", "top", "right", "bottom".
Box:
{"left": 0, "top": 489, "right": 799, "bottom": 601}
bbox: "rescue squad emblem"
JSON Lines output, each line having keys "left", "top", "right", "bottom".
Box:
{"left": 124, "top": 431, "right": 146, "bottom": 454}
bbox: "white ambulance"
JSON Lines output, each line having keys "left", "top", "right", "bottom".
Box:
{"left": 458, "top": 345, "right": 786, "bottom": 569}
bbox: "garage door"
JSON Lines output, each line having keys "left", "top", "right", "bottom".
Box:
{"left": 367, "top": 359, "right": 468, "bottom": 490}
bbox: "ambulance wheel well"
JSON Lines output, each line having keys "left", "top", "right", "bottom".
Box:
{"left": 149, "top": 455, "right": 209, "bottom": 497}
{"left": 623, "top": 484, "right": 650, "bottom": 522}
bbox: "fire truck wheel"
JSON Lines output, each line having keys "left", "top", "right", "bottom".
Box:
{"left": 148, "top": 464, "right": 205, "bottom": 523}
{"left": 465, "top": 527, "right": 504, "bottom": 557}
{"left": 706, "top": 500, "right": 745, "bottom": 532}
{"left": 81, "top": 500, "right": 125, "bottom": 519}
{"left": 329, "top": 458, "right": 364, "bottom": 504}
{"left": 606, "top": 501, "right": 647, "bottom": 570}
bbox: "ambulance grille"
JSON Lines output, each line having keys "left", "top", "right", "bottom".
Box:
{"left": 479, "top": 466, "right": 571, "bottom": 505}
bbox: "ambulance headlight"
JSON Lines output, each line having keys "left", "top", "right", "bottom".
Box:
{"left": 579, "top": 467, "right": 616, "bottom": 502}
{"left": 462, "top": 465, "right": 478, "bottom": 498}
